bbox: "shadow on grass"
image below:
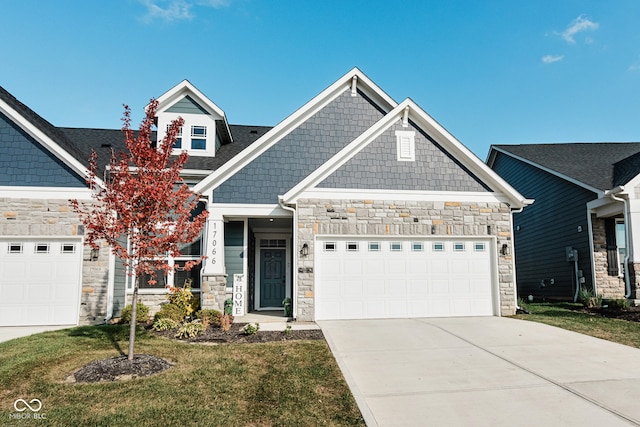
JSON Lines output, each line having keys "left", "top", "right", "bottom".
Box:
{"left": 66, "top": 324, "right": 150, "bottom": 355}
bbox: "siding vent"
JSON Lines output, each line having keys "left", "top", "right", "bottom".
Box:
{"left": 395, "top": 131, "right": 415, "bottom": 162}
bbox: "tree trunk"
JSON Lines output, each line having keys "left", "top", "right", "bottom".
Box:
{"left": 128, "top": 278, "right": 139, "bottom": 361}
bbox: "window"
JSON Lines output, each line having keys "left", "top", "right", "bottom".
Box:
{"left": 62, "top": 243, "right": 76, "bottom": 254}
{"left": 432, "top": 242, "right": 444, "bottom": 252}
{"left": 35, "top": 243, "right": 50, "bottom": 254}
{"left": 168, "top": 124, "right": 182, "bottom": 149}
{"left": 412, "top": 242, "right": 424, "bottom": 251}
{"left": 453, "top": 242, "right": 465, "bottom": 252}
{"left": 474, "top": 243, "right": 486, "bottom": 252}
{"left": 137, "top": 234, "right": 204, "bottom": 289}
{"left": 346, "top": 242, "right": 359, "bottom": 252}
{"left": 396, "top": 130, "right": 416, "bottom": 161}
{"left": 390, "top": 242, "right": 402, "bottom": 251}
{"left": 368, "top": 242, "right": 381, "bottom": 252}
{"left": 8, "top": 243, "right": 22, "bottom": 254}
{"left": 324, "top": 242, "right": 336, "bottom": 252}
{"left": 191, "top": 126, "right": 207, "bottom": 150}
{"left": 260, "top": 239, "right": 286, "bottom": 248}
{"left": 605, "top": 219, "right": 622, "bottom": 276}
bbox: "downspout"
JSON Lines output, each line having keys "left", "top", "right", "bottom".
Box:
{"left": 104, "top": 248, "right": 116, "bottom": 323}
{"left": 586, "top": 211, "right": 597, "bottom": 296}
{"left": 606, "top": 187, "right": 631, "bottom": 298}
{"left": 279, "top": 198, "right": 298, "bottom": 320}
{"left": 511, "top": 206, "right": 524, "bottom": 313}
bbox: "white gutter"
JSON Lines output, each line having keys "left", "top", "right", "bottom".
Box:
{"left": 278, "top": 197, "right": 298, "bottom": 321}
{"left": 605, "top": 186, "right": 631, "bottom": 298}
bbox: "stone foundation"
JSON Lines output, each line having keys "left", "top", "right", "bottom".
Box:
{"left": 202, "top": 274, "right": 228, "bottom": 312}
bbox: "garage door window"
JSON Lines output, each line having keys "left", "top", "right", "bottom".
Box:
{"left": 454, "top": 242, "right": 465, "bottom": 252}
{"left": 390, "top": 242, "right": 402, "bottom": 251}
{"left": 432, "top": 242, "right": 444, "bottom": 252}
{"left": 368, "top": 242, "right": 380, "bottom": 252}
{"left": 8, "top": 243, "right": 23, "bottom": 254}
{"left": 35, "top": 243, "right": 50, "bottom": 254}
{"left": 412, "top": 242, "right": 424, "bottom": 251}
{"left": 346, "top": 242, "right": 359, "bottom": 252}
{"left": 324, "top": 242, "right": 336, "bottom": 252}
{"left": 474, "top": 243, "right": 486, "bottom": 252}
{"left": 62, "top": 243, "right": 76, "bottom": 254}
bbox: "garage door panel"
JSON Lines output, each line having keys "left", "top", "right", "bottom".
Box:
{"left": 0, "top": 239, "right": 81, "bottom": 326}
{"left": 315, "top": 238, "right": 495, "bottom": 320}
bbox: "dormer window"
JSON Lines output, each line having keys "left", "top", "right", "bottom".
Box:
{"left": 168, "top": 125, "right": 183, "bottom": 149}
{"left": 190, "top": 125, "right": 207, "bottom": 150}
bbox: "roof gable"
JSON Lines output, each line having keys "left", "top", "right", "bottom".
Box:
{"left": 0, "top": 86, "right": 94, "bottom": 186}
{"left": 283, "top": 99, "right": 530, "bottom": 208}
{"left": 193, "top": 68, "right": 398, "bottom": 195}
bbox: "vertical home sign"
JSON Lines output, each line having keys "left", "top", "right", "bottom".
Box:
{"left": 233, "top": 274, "right": 246, "bottom": 316}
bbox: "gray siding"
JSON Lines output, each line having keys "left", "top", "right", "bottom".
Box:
{"left": 213, "top": 90, "right": 385, "bottom": 204}
{"left": 224, "top": 221, "right": 244, "bottom": 289}
{"left": 166, "top": 96, "right": 209, "bottom": 115}
{"left": 0, "top": 112, "right": 86, "bottom": 187}
{"left": 319, "top": 121, "right": 489, "bottom": 192}
{"left": 491, "top": 153, "right": 598, "bottom": 299}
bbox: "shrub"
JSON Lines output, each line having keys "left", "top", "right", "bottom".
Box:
{"left": 577, "top": 287, "right": 602, "bottom": 308}
{"left": 241, "top": 323, "right": 260, "bottom": 335}
{"left": 152, "top": 318, "right": 180, "bottom": 331}
{"left": 196, "top": 309, "right": 223, "bottom": 329}
{"left": 605, "top": 299, "right": 631, "bottom": 310}
{"left": 154, "top": 304, "right": 186, "bottom": 323}
{"left": 220, "top": 313, "right": 233, "bottom": 332}
{"left": 175, "top": 320, "right": 204, "bottom": 339}
{"left": 167, "top": 286, "right": 200, "bottom": 318}
{"left": 120, "top": 303, "right": 150, "bottom": 323}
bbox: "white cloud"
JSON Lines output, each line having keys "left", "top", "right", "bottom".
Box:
{"left": 561, "top": 15, "right": 599, "bottom": 44}
{"left": 629, "top": 62, "right": 640, "bottom": 72}
{"left": 140, "top": 0, "right": 228, "bottom": 23}
{"left": 542, "top": 55, "right": 564, "bottom": 64}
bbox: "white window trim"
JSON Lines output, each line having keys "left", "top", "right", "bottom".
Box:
{"left": 395, "top": 130, "right": 416, "bottom": 162}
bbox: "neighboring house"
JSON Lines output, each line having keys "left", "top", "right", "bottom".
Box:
{"left": 487, "top": 143, "right": 640, "bottom": 301}
{"left": 0, "top": 68, "right": 531, "bottom": 327}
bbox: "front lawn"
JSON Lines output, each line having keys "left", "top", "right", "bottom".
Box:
{"left": 512, "top": 302, "right": 640, "bottom": 348}
{"left": 0, "top": 325, "right": 364, "bottom": 426}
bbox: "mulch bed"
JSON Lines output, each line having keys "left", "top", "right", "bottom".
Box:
{"left": 581, "top": 305, "right": 640, "bottom": 323}
{"left": 69, "top": 322, "right": 324, "bottom": 383}
{"left": 151, "top": 322, "right": 324, "bottom": 344}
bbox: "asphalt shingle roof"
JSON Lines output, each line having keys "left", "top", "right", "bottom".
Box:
{"left": 493, "top": 143, "right": 640, "bottom": 191}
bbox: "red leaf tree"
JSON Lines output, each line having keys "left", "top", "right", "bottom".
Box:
{"left": 71, "top": 99, "right": 208, "bottom": 360}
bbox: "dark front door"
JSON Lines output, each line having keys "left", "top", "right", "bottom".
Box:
{"left": 260, "top": 249, "right": 286, "bottom": 307}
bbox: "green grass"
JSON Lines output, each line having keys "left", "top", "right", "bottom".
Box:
{"left": 513, "top": 302, "right": 640, "bottom": 348}
{"left": 0, "top": 325, "right": 364, "bottom": 426}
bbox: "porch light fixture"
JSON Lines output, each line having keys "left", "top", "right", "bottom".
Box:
{"left": 500, "top": 243, "right": 510, "bottom": 256}
{"left": 90, "top": 247, "right": 100, "bottom": 261}
{"left": 300, "top": 243, "right": 309, "bottom": 257}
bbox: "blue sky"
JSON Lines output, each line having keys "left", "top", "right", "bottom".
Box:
{"left": 2, "top": 0, "right": 639, "bottom": 158}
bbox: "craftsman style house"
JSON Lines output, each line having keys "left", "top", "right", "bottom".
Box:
{"left": 0, "top": 69, "right": 530, "bottom": 326}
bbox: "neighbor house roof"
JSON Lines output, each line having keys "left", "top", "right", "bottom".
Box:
{"left": 489, "top": 143, "right": 640, "bottom": 192}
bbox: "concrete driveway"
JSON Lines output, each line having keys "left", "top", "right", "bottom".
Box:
{"left": 319, "top": 317, "right": 640, "bottom": 427}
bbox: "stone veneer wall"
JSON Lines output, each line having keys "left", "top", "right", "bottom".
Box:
{"left": 201, "top": 274, "right": 228, "bottom": 312}
{"left": 295, "top": 198, "right": 516, "bottom": 321}
{"left": 0, "top": 197, "right": 109, "bottom": 325}
{"left": 591, "top": 216, "right": 626, "bottom": 298}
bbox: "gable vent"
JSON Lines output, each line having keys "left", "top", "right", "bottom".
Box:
{"left": 396, "top": 130, "right": 415, "bottom": 162}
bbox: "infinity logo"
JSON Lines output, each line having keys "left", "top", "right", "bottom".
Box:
{"left": 13, "top": 399, "right": 42, "bottom": 412}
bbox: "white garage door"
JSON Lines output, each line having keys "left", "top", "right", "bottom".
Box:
{"left": 315, "top": 237, "right": 496, "bottom": 320}
{"left": 0, "top": 239, "right": 82, "bottom": 326}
